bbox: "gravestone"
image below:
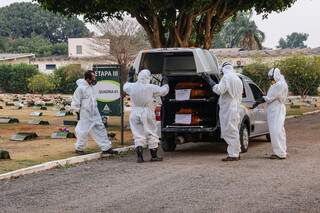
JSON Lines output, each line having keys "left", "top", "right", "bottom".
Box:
{"left": 45, "top": 102, "right": 54, "bottom": 106}
{"left": 30, "top": 112, "right": 43, "bottom": 116}
{"left": 51, "top": 131, "right": 75, "bottom": 139}
{"left": 0, "top": 117, "right": 19, "bottom": 124}
{"left": 40, "top": 106, "right": 47, "bottom": 110}
{"left": 10, "top": 132, "right": 38, "bottom": 141}
{"left": 5, "top": 102, "right": 14, "bottom": 106}
{"left": 63, "top": 120, "right": 78, "bottom": 126}
{"left": 0, "top": 150, "right": 10, "bottom": 160}
{"left": 56, "top": 111, "right": 73, "bottom": 117}
{"left": 0, "top": 106, "right": 3, "bottom": 109}
{"left": 28, "top": 119, "right": 50, "bottom": 125}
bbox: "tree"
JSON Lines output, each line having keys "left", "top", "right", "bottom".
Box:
{"left": 35, "top": 0, "right": 297, "bottom": 49}
{"left": 95, "top": 18, "right": 149, "bottom": 81}
{"left": 212, "top": 12, "right": 265, "bottom": 49}
{"left": 277, "top": 32, "right": 309, "bottom": 49}
{"left": 275, "top": 55, "right": 320, "bottom": 97}
{"left": 0, "top": 35, "right": 68, "bottom": 57}
{"left": 53, "top": 64, "right": 85, "bottom": 94}
{"left": 242, "top": 62, "right": 271, "bottom": 93}
{"left": 0, "top": 63, "right": 39, "bottom": 93}
{"left": 28, "top": 74, "right": 55, "bottom": 94}
{"left": 0, "top": 2, "right": 89, "bottom": 43}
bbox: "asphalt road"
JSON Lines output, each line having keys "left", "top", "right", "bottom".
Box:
{"left": 1, "top": 114, "right": 320, "bottom": 213}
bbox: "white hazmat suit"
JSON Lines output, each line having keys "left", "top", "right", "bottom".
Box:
{"left": 123, "top": 69, "right": 169, "bottom": 149}
{"left": 71, "top": 79, "right": 111, "bottom": 151}
{"left": 211, "top": 65, "right": 243, "bottom": 157}
{"left": 263, "top": 68, "right": 288, "bottom": 158}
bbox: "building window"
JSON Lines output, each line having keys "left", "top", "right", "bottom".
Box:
{"left": 46, "top": 64, "right": 56, "bottom": 70}
{"left": 76, "top": 45, "right": 82, "bottom": 54}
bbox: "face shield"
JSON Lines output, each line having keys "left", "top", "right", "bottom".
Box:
{"left": 219, "top": 62, "right": 232, "bottom": 75}
{"left": 268, "top": 68, "right": 275, "bottom": 81}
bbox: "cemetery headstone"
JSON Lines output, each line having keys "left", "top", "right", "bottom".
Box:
{"left": 30, "top": 112, "right": 43, "bottom": 116}
{"left": 51, "top": 128, "right": 75, "bottom": 139}
{"left": 0, "top": 150, "right": 10, "bottom": 160}
{"left": 63, "top": 120, "right": 78, "bottom": 126}
{"left": 0, "top": 117, "right": 19, "bottom": 124}
{"left": 10, "top": 132, "right": 38, "bottom": 141}
{"left": 28, "top": 119, "right": 50, "bottom": 125}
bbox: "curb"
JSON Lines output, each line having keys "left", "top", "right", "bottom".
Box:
{"left": 0, "top": 145, "right": 134, "bottom": 181}
{"left": 286, "top": 109, "right": 320, "bottom": 120}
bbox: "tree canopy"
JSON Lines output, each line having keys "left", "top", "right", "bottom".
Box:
{"left": 277, "top": 32, "right": 309, "bottom": 49}
{"left": 36, "top": 0, "right": 297, "bottom": 48}
{"left": 0, "top": 2, "right": 89, "bottom": 43}
{"left": 212, "top": 12, "right": 265, "bottom": 49}
{"left": 0, "top": 34, "right": 68, "bottom": 57}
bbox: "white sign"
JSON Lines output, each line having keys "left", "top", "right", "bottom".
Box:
{"left": 175, "top": 114, "right": 192, "bottom": 124}
{"left": 94, "top": 80, "right": 120, "bottom": 103}
{"left": 175, "top": 89, "right": 191, "bottom": 101}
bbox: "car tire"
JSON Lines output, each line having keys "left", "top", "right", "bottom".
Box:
{"left": 161, "top": 136, "right": 176, "bottom": 152}
{"left": 266, "top": 133, "right": 271, "bottom": 142}
{"left": 240, "top": 123, "right": 249, "bottom": 153}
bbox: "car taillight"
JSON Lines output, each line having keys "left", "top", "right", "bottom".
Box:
{"left": 155, "top": 106, "right": 161, "bottom": 121}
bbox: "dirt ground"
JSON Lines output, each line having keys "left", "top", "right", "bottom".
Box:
{"left": 0, "top": 113, "right": 319, "bottom": 213}
{"left": 0, "top": 104, "right": 133, "bottom": 173}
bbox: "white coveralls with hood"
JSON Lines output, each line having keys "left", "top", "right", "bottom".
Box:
{"left": 263, "top": 68, "right": 288, "bottom": 158}
{"left": 123, "top": 69, "right": 169, "bottom": 149}
{"left": 203, "top": 64, "right": 243, "bottom": 158}
{"left": 71, "top": 79, "right": 112, "bottom": 152}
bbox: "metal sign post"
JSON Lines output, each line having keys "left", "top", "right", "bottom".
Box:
{"left": 93, "top": 64, "right": 124, "bottom": 145}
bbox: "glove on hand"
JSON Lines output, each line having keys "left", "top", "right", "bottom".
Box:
{"left": 162, "top": 75, "right": 169, "bottom": 85}
{"left": 201, "top": 72, "right": 216, "bottom": 88}
{"left": 127, "top": 67, "right": 135, "bottom": 82}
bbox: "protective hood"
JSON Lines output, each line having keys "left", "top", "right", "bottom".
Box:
{"left": 76, "top": 79, "right": 89, "bottom": 87}
{"left": 268, "top": 68, "right": 284, "bottom": 82}
{"left": 221, "top": 63, "right": 234, "bottom": 75}
{"left": 137, "top": 69, "right": 152, "bottom": 84}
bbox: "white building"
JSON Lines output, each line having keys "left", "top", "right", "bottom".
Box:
{"left": 68, "top": 38, "right": 110, "bottom": 58}
{"left": 32, "top": 37, "right": 114, "bottom": 74}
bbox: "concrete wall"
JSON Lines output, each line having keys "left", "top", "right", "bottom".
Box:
{"left": 32, "top": 57, "right": 116, "bottom": 74}
{"left": 0, "top": 57, "right": 32, "bottom": 65}
{"left": 68, "top": 38, "right": 110, "bottom": 58}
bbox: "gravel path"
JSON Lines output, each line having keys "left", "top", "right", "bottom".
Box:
{"left": 0, "top": 114, "right": 320, "bottom": 213}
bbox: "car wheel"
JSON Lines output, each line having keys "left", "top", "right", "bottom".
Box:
{"left": 240, "top": 123, "right": 249, "bottom": 153}
{"left": 266, "top": 133, "right": 271, "bottom": 142}
{"left": 161, "top": 136, "right": 176, "bottom": 152}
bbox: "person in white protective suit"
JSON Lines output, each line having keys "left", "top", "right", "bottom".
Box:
{"left": 201, "top": 62, "right": 243, "bottom": 161}
{"left": 71, "top": 70, "right": 118, "bottom": 157}
{"left": 254, "top": 68, "right": 288, "bottom": 159}
{"left": 124, "top": 69, "right": 169, "bottom": 163}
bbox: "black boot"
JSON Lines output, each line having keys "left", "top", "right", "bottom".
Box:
{"left": 150, "top": 148, "right": 163, "bottom": 162}
{"left": 136, "top": 146, "right": 144, "bottom": 163}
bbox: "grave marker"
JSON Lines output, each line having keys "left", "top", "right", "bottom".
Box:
{"left": 10, "top": 132, "right": 38, "bottom": 141}
{"left": 30, "top": 112, "right": 43, "bottom": 116}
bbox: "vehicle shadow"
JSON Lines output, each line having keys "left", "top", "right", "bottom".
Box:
{"left": 162, "top": 136, "right": 269, "bottom": 157}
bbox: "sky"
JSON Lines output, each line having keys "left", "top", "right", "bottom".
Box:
{"left": 1, "top": 0, "right": 320, "bottom": 48}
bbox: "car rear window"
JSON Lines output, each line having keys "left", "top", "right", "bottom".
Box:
{"left": 139, "top": 52, "right": 196, "bottom": 74}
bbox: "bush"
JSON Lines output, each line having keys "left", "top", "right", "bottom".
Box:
{"left": 0, "top": 63, "right": 39, "bottom": 93}
{"left": 52, "top": 64, "right": 85, "bottom": 94}
{"left": 275, "top": 55, "right": 320, "bottom": 97}
{"left": 242, "top": 62, "right": 271, "bottom": 92}
{"left": 28, "top": 74, "right": 55, "bottom": 94}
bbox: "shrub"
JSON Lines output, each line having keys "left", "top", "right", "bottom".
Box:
{"left": 52, "top": 64, "right": 85, "bottom": 94}
{"left": 0, "top": 63, "right": 38, "bottom": 93}
{"left": 275, "top": 55, "right": 320, "bottom": 97}
{"left": 28, "top": 74, "right": 55, "bottom": 94}
{"left": 242, "top": 62, "right": 271, "bottom": 93}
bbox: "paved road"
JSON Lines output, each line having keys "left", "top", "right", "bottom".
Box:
{"left": 1, "top": 114, "right": 320, "bottom": 213}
